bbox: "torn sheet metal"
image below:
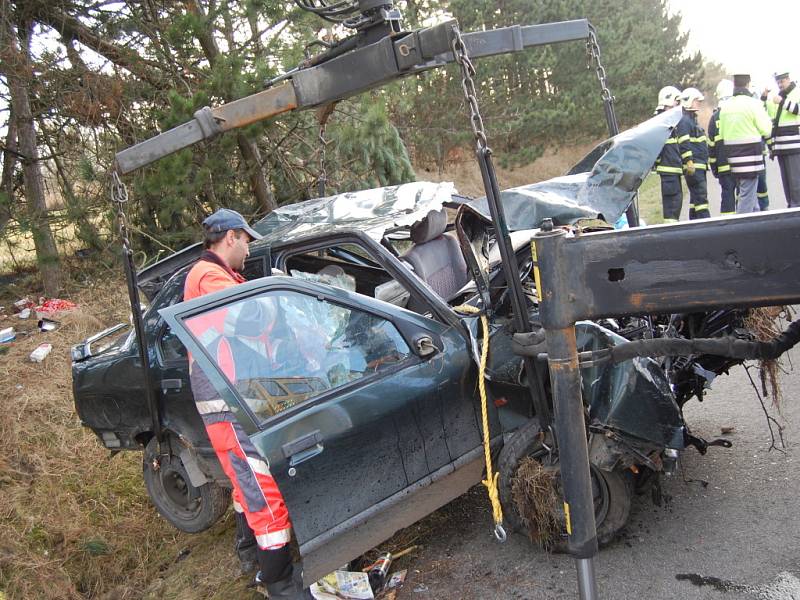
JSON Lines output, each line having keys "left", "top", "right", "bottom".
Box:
{"left": 576, "top": 321, "right": 684, "bottom": 449}
{"left": 252, "top": 181, "right": 455, "bottom": 243}
{"left": 458, "top": 107, "right": 683, "bottom": 229}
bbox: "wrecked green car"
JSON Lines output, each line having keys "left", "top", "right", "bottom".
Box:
{"left": 73, "top": 110, "right": 746, "bottom": 584}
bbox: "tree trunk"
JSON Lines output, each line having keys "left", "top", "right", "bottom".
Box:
{"left": 1, "top": 13, "right": 62, "bottom": 294}
{"left": 0, "top": 103, "right": 18, "bottom": 236}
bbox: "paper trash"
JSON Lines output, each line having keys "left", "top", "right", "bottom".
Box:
{"left": 311, "top": 569, "right": 374, "bottom": 600}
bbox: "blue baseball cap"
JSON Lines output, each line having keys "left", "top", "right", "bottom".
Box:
{"left": 202, "top": 208, "right": 262, "bottom": 241}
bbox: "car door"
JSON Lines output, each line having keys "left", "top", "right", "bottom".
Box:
{"left": 159, "top": 276, "right": 481, "bottom": 582}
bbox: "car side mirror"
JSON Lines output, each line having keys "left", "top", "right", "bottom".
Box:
{"left": 412, "top": 333, "right": 439, "bottom": 358}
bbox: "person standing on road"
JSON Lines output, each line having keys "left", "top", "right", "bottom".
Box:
{"left": 718, "top": 74, "right": 773, "bottom": 213}
{"left": 678, "top": 87, "right": 710, "bottom": 219}
{"left": 768, "top": 71, "right": 800, "bottom": 207}
{"left": 708, "top": 79, "right": 736, "bottom": 215}
{"left": 183, "top": 209, "right": 309, "bottom": 599}
{"left": 654, "top": 86, "right": 684, "bottom": 222}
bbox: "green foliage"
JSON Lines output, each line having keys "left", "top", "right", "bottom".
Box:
{"left": 1, "top": 0, "right": 703, "bottom": 267}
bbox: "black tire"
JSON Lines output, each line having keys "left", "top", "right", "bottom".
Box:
{"left": 498, "top": 420, "right": 631, "bottom": 548}
{"left": 143, "top": 437, "right": 230, "bottom": 533}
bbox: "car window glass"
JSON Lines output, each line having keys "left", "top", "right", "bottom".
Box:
{"left": 285, "top": 246, "right": 412, "bottom": 309}
{"left": 241, "top": 257, "right": 266, "bottom": 281}
{"left": 184, "top": 290, "right": 411, "bottom": 421}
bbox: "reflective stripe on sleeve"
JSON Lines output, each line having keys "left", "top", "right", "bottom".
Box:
{"left": 256, "top": 529, "right": 292, "bottom": 550}
{"left": 657, "top": 166, "right": 683, "bottom": 174}
{"left": 195, "top": 398, "right": 231, "bottom": 414}
{"left": 677, "top": 135, "right": 690, "bottom": 143}
{"left": 681, "top": 150, "right": 693, "bottom": 159}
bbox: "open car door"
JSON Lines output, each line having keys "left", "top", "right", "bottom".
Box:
{"left": 159, "top": 276, "right": 485, "bottom": 584}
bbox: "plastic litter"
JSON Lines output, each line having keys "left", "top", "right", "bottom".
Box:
{"left": 35, "top": 298, "right": 77, "bottom": 314}
{"left": 310, "top": 569, "right": 374, "bottom": 599}
{"left": 38, "top": 318, "right": 59, "bottom": 332}
{"left": 0, "top": 327, "right": 15, "bottom": 343}
{"left": 30, "top": 343, "right": 53, "bottom": 362}
{"left": 17, "top": 308, "right": 31, "bottom": 319}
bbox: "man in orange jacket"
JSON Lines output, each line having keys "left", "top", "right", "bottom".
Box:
{"left": 184, "top": 209, "right": 305, "bottom": 598}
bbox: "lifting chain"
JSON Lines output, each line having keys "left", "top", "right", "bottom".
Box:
{"left": 317, "top": 122, "right": 328, "bottom": 197}
{"left": 111, "top": 170, "right": 132, "bottom": 249}
{"left": 451, "top": 26, "right": 506, "bottom": 544}
{"left": 451, "top": 27, "right": 489, "bottom": 152}
{"left": 586, "top": 25, "right": 615, "bottom": 113}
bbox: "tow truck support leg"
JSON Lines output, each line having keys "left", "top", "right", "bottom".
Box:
{"left": 545, "top": 325, "right": 598, "bottom": 600}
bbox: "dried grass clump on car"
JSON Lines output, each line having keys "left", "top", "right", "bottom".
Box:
{"left": 510, "top": 456, "right": 561, "bottom": 550}
{"left": 743, "top": 306, "right": 794, "bottom": 408}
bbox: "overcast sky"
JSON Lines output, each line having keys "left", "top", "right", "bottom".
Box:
{"left": 668, "top": 0, "right": 800, "bottom": 91}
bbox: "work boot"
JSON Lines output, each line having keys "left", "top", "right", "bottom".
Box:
{"left": 255, "top": 546, "right": 313, "bottom": 599}
{"left": 255, "top": 570, "right": 313, "bottom": 600}
{"left": 234, "top": 512, "right": 258, "bottom": 574}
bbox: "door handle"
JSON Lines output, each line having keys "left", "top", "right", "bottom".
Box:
{"left": 289, "top": 443, "right": 324, "bottom": 467}
{"left": 282, "top": 430, "right": 324, "bottom": 468}
{"left": 161, "top": 378, "right": 182, "bottom": 391}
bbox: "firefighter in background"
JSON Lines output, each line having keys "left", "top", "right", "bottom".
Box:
{"left": 678, "top": 87, "right": 710, "bottom": 219}
{"left": 769, "top": 70, "right": 800, "bottom": 207}
{"left": 718, "top": 74, "right": 773, "bottom": 213}
{"left": 708, "top": 79, "right": 735, "bottom": 215}
{"left": 654, "top": 86, "right": 683, "bottom": 222}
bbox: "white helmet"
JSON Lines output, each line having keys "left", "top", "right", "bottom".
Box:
{"left": 680, "top": 87, "right": 705, "bottom": 110}
{"left": 657, "top": 85, "right": 681, "bottom": 108}
{"left": 715, "top": 79, "right": 734, "bottom": 100}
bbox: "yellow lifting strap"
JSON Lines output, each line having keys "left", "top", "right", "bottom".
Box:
{"left": 455, "top": 304, "right": 506, "bottom": 542}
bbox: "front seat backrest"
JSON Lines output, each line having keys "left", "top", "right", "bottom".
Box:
{"left": 401, "top": 208, "right": 470, "bottom": 304}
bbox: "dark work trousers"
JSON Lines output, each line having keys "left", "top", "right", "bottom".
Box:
{"left": 660, "top": 173, "right": 683, "bottom": 222}
{"left": 719, "top": 173, "right": 736, "bottom": 215}
{"left": 757, "top": 169, "right": 769, "bottom": 211}
{"left": 778, "top": 153, "right": 800, "bottom": 208}
{"left": 685, "top": 170, "right": 710, "bottom": 219}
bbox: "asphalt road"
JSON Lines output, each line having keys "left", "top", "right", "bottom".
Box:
{"left": 395, "top": 346, "right": 800, "bottom": 600}
{"left": 682, "top": 158, "right": 787, "bottom": 218}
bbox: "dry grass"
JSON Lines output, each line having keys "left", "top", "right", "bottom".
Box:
{"left": 510, "top": 457, "right": 561, "bottom": 550}
{"left": 0, "top": 278, "right": 245, "bottom": 600}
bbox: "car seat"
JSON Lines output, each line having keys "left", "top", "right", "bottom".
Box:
{"left": 401, "top": 208, "right": 470, "bottom": 309}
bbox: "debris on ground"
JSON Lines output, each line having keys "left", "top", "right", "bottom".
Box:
{"left": 38, "top": 318, "right": 59, "bottom": 332}
{"left": 721, "top": 426, "right": 736, "bottom": 435}
{"left": 34, "top": 298, "right": 77, "bottom": 315}
{"left": 29, "top": 343, "right": 53, "bottom": 363}
{"left": 511, "top": 456, "right": 561, "bottom": 549}
{"left": 0, "top": 326, "right": 15, "bottom": 343}
{"left": 311, "top": 569, "right": 374, "bottom": 599}
{"left": 17, "top": 308, "right": 31, "bottom": 319}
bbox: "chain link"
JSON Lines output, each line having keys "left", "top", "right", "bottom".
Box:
{"left": 586, "top": 26, "right": 613, "bottom": 103}
{"left": 111, "top": 170, "right": 131, "bottom": 247}
{"left": 317, "top": 122, "right": 328, "bottom": 197}
{"left": 451, "top": 26, "right": 489, "bottom": 151}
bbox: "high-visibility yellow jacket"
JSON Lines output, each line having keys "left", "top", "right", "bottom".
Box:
{"left": 772, "top": 82, "right": 800, "bottom": 155}
{"left": 718, "top": 91, "right": 772, "bottom": 177}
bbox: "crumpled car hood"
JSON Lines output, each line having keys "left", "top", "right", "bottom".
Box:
{"left": 459, "top": 107, "right": 682, "bottom": 229}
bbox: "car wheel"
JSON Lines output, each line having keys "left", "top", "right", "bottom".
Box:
{"left": 498, "top": 420, "right": 631, "bottom": 549}
{"left": 143, "top": 437, "right": 230, "bottom": 533}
